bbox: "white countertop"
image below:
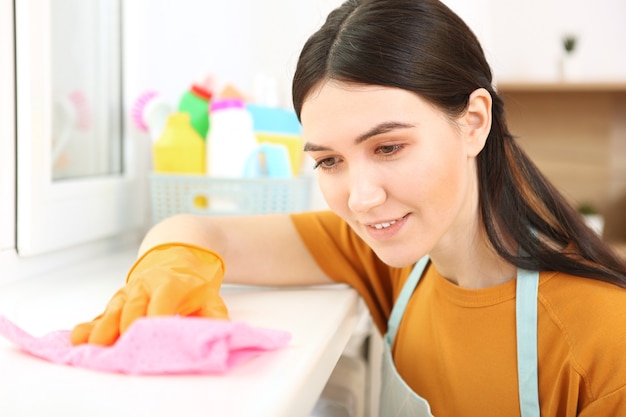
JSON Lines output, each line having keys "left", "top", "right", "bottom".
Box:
{"left": 0, "top": 250, "right": 360, "bottom": 417}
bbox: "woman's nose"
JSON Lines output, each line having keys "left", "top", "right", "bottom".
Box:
{"left": 347, "top": 171, "right": 386, "bottom": 213}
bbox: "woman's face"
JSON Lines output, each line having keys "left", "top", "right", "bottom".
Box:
{"left": 301, "top": 81, "right": 485, "bottom": 267}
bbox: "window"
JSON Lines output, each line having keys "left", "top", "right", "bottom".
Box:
{"left": 13, "top": 0, "right": 144, "bottom": 256}
{"left": 0, "top": 0, "right": 15, "bottom": 252}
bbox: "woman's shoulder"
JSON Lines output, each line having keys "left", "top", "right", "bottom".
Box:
{"left": 539, "top": 270, "right": 626, "bottom": 309}
{"left": 538, "top": 272, "right": 626, "bottom": 358}
{"left": 539, "top": 270, "right": 626, "bottom": 330}
{"left": 538, "top": 270, "right": 626, "bottom": 402}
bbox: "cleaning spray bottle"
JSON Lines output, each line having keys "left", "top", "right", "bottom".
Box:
{"left": 177, "top": 74, "right": 214, "bottom": 139}
{"left": 206, "top": 98, "right": 259, "bottom": 178}
{"left": 153, "top": 112, "right": 205, "bottom": 174}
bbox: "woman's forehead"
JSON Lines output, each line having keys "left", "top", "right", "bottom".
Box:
{"left": 300, "top": 82, "right": 439, "bottom": 143}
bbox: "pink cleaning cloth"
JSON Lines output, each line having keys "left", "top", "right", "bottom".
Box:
{"left": 0, "top": 315, "right": 291, "bottom": 375}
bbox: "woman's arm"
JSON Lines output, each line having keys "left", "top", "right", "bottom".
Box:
{"left": 138, "top": 213, "right": 333, "bottom": 287}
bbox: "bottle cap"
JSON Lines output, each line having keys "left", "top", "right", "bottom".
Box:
{"left": 191, "top": 84, "right": 213, "bottom": 100}
{"left": 210, "top": 98, "right": 245, "bottom": 112}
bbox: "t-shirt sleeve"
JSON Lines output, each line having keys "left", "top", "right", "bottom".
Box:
{"left": 579, "top": 385, "right": 626, "bottom": 417}
{"left": 290, "top": 210, "right": 411, "bottom": 334}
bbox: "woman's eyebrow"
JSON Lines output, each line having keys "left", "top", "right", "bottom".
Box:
{"left": 303, "top": 121, "right": 415, "bottom": 152}
{"left": 355, "top": 121, "right": 415, "bottom": 145}
{"left": 303, "top": 142, "right": 331, "bottom": 152}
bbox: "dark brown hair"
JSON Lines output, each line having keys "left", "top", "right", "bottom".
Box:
{"left": 292, "top": 0, "right": 626, "bottom": 287}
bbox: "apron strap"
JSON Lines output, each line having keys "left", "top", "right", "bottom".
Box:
{"left": 516, "top": 268, "right": 541, "bottom": 417}
{"left": 386, "top": 256, "right": 429, "bottom": 345}
{"left": 384, "top": 256, "right": 541, "bottom": 416}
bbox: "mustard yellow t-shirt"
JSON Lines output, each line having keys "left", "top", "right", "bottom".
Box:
{"left": 291, "top": 210, "right": 626, "bottom": 417}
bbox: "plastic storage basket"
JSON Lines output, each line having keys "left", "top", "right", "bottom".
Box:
{"left": 150, "top": 173, "right": 312, "bottom": 224}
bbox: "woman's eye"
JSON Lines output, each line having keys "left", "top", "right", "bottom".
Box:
{"left": 314, "top": 157, "right": 340, "bottom": 170}
{"left": 376, "top": 144, "right": 402, "bottom": 155}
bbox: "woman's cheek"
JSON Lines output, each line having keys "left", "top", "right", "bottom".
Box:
{"left": 318, "top": 174, "right": 347, "bottom": 212}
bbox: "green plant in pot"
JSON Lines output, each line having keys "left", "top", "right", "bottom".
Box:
{"left": 559, "top": 34, "right": 579, "bottom": 80}
{"left": 562, "top": 35, "right": 577, "bottom": 55}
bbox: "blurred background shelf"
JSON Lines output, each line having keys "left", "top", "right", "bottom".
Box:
{"left": 497, "top": 81, "right": 626, "bottom": 92}
{"left": 497, "top": 83, "right": 626, "bottom": 243}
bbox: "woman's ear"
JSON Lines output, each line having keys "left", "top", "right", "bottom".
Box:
{"left": 462, "top": 88, "right": 492, "bottom": 157}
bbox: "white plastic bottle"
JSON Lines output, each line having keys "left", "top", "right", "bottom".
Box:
{"left": 206, "top": 98, "right": 259, "bottom": 178}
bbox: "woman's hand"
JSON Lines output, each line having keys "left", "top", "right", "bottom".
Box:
{"left": 71, "top": 243, "right": 229, "bottom": 346}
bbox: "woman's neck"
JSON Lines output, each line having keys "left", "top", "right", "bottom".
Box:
{"left": 430, "top": 226, "right": 517, "bottom": 289}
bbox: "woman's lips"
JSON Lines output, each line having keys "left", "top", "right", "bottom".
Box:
{"left": 364, "top": 214, "right": 409, "bottom": 240}
{"left": 371, "top": 219, "right": 397, "bottom": 229}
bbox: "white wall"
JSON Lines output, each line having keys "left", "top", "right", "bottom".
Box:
{"left": 125, "top": 0, "right": 626, "bottom": 113}
{"left": 446, "top": 0, "right": 626, "bottom": 82}
{"left": 124, "top": 0, "right": 343, "bottom": 112}
{"left": 488, "top": 0, "right": 626, "bottom": 81}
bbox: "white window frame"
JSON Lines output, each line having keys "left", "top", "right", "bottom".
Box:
{"left": 0, "top": 0, "right": 16, "bottom": 252}
{"left": 14, "top": 0, "right": 144, "bottom": 257}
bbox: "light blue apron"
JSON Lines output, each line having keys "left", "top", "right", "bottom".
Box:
{"left": 379, "top": 256, "right": 541, "bottom": 417}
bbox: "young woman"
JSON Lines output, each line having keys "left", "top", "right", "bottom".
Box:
{"left": 72, "top": 0, "right": 626, "bottom": 415}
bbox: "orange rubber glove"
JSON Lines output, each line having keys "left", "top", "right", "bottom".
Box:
{"left": 71, "top": 243, "right": 229, "bottom": 346}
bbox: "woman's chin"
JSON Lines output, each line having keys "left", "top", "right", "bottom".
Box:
{"left": 373, "top": 248, "right": 424, "bottom": 268}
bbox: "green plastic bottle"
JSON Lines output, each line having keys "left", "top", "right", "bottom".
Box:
{"left": 153, "top": 112, "right": 205, "bottom": 174}
{"left": 177, "top": 83, "right": 212, "bottom": 139}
